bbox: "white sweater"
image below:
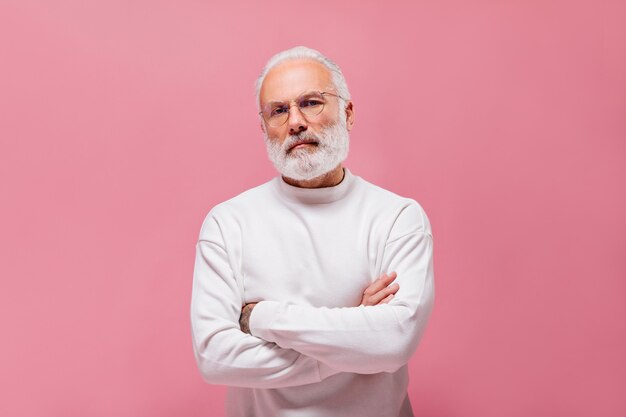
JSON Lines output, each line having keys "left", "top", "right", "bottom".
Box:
{"left": 191, "top": 168, "right": 435, "bottom": 417}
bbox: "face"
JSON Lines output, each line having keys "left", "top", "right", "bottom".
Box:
{"left": 259, "top": 59, "right": 355, "bottom": 180}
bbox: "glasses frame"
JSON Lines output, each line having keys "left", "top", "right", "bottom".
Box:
{"left": 259, "top": 90, "right": 346, "bottom": 127}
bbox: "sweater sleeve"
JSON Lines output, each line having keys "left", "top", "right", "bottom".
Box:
{"left": 249, "top": 201, "right": 435, "bottom": 374}
{"left": 190, "top": 212, "right": 340, "bottom": 388}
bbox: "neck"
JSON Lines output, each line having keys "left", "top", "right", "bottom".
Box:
{"left": 282, "top": 165, "right": 345, "bottom": 189}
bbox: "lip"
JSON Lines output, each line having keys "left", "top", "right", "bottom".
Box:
{"left": 288, "top": 140, "right": 318, "bottom": 152}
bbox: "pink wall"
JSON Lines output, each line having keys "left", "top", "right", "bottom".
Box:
{"left": 1, "top": 1, "right": 624, "bottom": 416}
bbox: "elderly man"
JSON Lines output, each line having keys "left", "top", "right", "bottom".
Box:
{"left": 190, "top": 46, "right": 435, "bottom": 417}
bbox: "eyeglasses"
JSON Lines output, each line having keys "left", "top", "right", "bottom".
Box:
{"left": 259, "top": 91, "right": 345, "bottom": 127}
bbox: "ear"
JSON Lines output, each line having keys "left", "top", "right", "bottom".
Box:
{"left": 344, "top": 101, "right": 355, "bottom": 131}
{"left": 259, "top": 121, "right": 266, "bottom": 134}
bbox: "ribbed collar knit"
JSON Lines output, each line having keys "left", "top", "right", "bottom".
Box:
{"left": 273, "top": 167, "right": 356, "bottom": 205}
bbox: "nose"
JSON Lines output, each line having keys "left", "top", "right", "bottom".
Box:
{"left": 287, "top": 104, "right": 308, "bottom": 135}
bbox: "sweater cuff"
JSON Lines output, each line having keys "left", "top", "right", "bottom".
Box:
{"left": 249, "top": 301, "right": 281, "bottom": 341}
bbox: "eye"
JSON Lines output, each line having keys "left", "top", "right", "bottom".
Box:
{"left": 299, "top": 99, "right": 323, "bottom": 108}
{"left": 270, "top": 106, "right": 289, "bottom": 117}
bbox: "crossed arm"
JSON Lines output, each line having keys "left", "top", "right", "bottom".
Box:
{"left": 191, "top": 203, "right": 434, "bottom": 389}
{"left": 239, "top": 272, "right": 400, "bottom": 333}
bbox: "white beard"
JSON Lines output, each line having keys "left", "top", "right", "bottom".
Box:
{"left": 263, "top": 116, "right": 350, "bottom": 181}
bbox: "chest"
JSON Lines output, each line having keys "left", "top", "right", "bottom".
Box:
{"left": 238, "top": 205, "right": 379, "bottom": 307}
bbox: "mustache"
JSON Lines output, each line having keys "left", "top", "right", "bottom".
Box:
{"left": 283, "top": 131, "right": 322, "bottom": 150}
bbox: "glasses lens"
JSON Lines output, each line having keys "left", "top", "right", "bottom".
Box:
{"left": 264, "top": 104, "right": 289, "bottom": 127}
{"left": 298, "top": 93, "right": 325, "bottom": 117}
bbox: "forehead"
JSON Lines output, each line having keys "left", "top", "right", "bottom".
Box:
{"left": 260, "top": 59, "right": 333, "bottom": 104}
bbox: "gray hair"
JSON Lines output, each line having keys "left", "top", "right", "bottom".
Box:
{"left": 255, "top": 46, "right": 351, "bottom": 112}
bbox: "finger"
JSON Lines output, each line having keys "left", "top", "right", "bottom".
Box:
{"left": 381, "top": 271, "right": 397, "bottom": 282}
{"left": 378, "top": 293, "right": 395, "bottom": 305}
{"left": 368, "top": 282, "right": 400, "bottom": 305}
{"left": 380, "top": 271, "right": 397, "bottom": 286}
{"left": 363, "top": 272, "right": 398, "bottom": 296}
{"left": 362, "top": 273, "right": 387, "bottom": 296}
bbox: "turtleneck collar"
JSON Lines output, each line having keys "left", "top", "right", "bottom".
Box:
{"left": 273, "top": 168, "right": 356, "bottom": 204}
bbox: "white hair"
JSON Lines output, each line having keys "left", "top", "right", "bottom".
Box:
{"left": 255, "top": 46, "right": 351, "bottom": 113}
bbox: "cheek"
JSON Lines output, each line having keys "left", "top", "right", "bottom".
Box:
{"left": 266, "top": 134, "right": 287, "bottom": 152}
{"left": 267, "top": 127, "right": 288, "bottom": 143}
{"left": 316, "top": 111, "right": 340, "bottom": 130}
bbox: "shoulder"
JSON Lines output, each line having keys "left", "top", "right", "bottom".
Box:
{"left": 356, "top": 176, "right": 409, "bottom": 204}
{"left": 388, "top": 199, "right": 432, "bottom": 240}
{"left": 213, "top": 179, "right": 275, "bottom": 215}
{"left": 356, "top": 175, "right": 432, "bottom": 238}
{"left": 197, "top": 178, "right": 276, "bottom": 238}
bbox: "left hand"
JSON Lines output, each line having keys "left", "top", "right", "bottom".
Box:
{"left": 360, "top": 271, "right": 399, "bottom": 306}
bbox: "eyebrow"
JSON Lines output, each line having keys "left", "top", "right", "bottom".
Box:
{"left": 264, "top": 90, "right": 323, "bottom": 106}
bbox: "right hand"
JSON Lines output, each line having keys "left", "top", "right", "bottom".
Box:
{"left": 360, "top": 272, "right": 399, "bottom": 306}
{"left": 239, "top": 302, "right": 258, "bottom": 335}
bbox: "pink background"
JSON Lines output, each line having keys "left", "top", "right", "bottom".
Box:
{"left": 1, "top": 1, "right": 625, "bottom": 416}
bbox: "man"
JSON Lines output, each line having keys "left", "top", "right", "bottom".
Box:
{"left": 190, "top": 46, "right": 435, "bottom": 417}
